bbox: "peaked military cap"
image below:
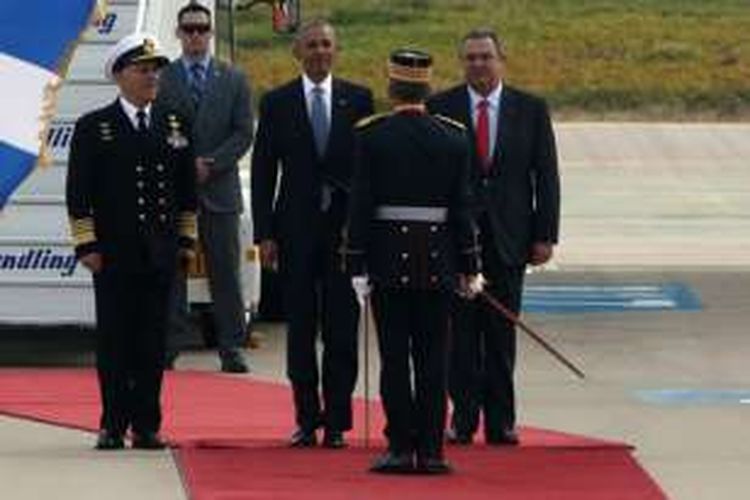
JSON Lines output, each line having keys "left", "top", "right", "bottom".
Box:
{"left": 388, "top": 49, "right": 433, "bottom": 84}
{"left": 105, "top": 32, "right": 170, "bottom": 80}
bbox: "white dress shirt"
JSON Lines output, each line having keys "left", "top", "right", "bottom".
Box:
{"left": 119, "top": 96, "right": 152, "bottom": 130}
{"left": 302, "top": 72, "right": 332, "bottom": 125}
{"left": 468, "top": 82, "right": 502, "bottom": 160}
{"left": 302, "top": 73, "right": 334, "bottom": 210}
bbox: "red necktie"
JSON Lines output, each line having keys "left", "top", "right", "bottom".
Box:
{"left": 475, "top": 99, "right": 491, "bottom": 173}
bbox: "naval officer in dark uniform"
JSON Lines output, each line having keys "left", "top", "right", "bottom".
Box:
{"left": 346, "top": 50, "right": 481, "bottom": 474}
{"left": 66, "top": 33, "right": 197, "bottom": 450}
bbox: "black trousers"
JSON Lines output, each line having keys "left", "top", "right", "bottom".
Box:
{"left": 281, "top": 214, "right": 359, "bottom": 432}
{"left": 93, "top": 266, "right": 173, "bottom": 435}
{"left": 371, "top": 288, "right": 450, "bottom": 458}
{"left": 449, "top": 217, "right": 525, "bottom": 439}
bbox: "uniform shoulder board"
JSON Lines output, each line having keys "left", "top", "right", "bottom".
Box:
{"left": 355, "top": 112, "right": 391, "bottom": 129}
{"left": 434, "top": 114, "right": 466, "bottom": 130}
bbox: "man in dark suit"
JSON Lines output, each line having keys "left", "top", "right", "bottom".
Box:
{"left": 66, "top": 33, "right": 197, "bottom": 450}
{"left": 251, "top": 19, "right": 374, "bottom": 448}
{"left": 158, "top": 1, "right": 253, "bottom": 373}
{"left": 427, "top": 28, "right": 560, "bottom": 446}
{"left": 346, "top": 49, "right": 481, "bottom": 474}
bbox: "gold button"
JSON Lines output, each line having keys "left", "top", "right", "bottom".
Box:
{"left": 136, "top": 165, "right": 144, "bottom": 173}
{"left": 430, "top": 225, "right": 439, "bottom": 233}
{"left": 137, "top": 181, "right": 144, "bottom": 189}
{"left": 430, "top": 250, "right": 439, "bottom": 258}
{"left": 430, "top": 275, "right": 438, "bottom": 283}
{"left": 400, "top": 276, "right": 409, "bottom": 284}
{"left": 159, "top": 214, "right": 167, "bottom": 222}
{"left": 400, "top": 225, "right": 409, "bottom": 234}
{"left": 158, "top": 198, "right": 166, "bottom": 205}
{"left": 401, "top": 252, "right": 409, "bottom": 260}
{"left": 138, "top": 197, "right": 145, "bottom": 205}
{"left": 157, "top": 164, "right": 165, "bottom": 172}
{"left": 158, "top": 182, "right": 165, "bottom": 189}
{"left": 138, "top": 213, "right": 146, "bottom": 221}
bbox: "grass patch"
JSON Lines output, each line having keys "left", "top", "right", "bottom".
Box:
{"left": 232, "top": 0, "right": 750, "bottom": 120}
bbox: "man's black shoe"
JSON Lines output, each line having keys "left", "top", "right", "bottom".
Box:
{"left": 322, "top": 430, "right": 346, "bottom": 449}
{"left": 95, "top": 430, "right": 124, "bottom": 450}
{"left": 220, "top": 350, "right": 250, "bottom": 373}
{"left": 131, "top": 433, "right": 167, "bottom": 450}
{"left": 416, "top": 455, "right": 453, "bottom": 475}
{"left": 445, "top": 427, "right": 473, "bottom": 445}
{"left": 369, "top": 451, "right": 414, "bottom": 474}
{"left": 486, "top": 427, "right": 519, "bottom": 446}
{"left": 164, "top": 352, "right": 178, "bottom": 370}
{"left": 289, "top": 428, "right": 317, "bottom": 447}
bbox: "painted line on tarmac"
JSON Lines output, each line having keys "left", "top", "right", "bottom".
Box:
{"left": 522, "top": 283, "right": 701, "bottom": 313}
{"left": 634, "top": 389, "right": 750, "bottom": 406}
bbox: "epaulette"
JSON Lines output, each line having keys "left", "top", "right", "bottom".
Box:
{"left": 434, "top": 114, "right": 466, "bottom": 130}
{"left": 355, "top": 112, "right": 391, "bottom": 129}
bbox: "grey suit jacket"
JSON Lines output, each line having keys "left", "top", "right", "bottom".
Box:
{"left": 158, "top": 58, "right": 253, "bottom": 213}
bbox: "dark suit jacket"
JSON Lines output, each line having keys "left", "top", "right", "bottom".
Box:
{"left": 251, "top": 76, "right": 374, "bottom": 256}
{"left": 158, "top": 58, "right": 253, "bottom": 213}
{"left": 427, "top": 84, "right": 560, "bottom": 266}
{"left": 66, "top": 100, "right": 197, "bottom": 273}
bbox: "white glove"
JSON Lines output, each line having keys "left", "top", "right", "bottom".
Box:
{"left": 351, "top": 275, "right": 371, "bottom": 306}
{"left": 465, "top": 273, "right": 486, "bottom": 299}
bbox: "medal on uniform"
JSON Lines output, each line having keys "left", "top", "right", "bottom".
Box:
{"left": 166, "top": 114, "right": 188, "bottom": 149}
{"left": 98, "top": 121, "right": 113, "bottom": 142}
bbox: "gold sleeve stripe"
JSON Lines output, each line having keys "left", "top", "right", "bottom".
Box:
{"left": 245, "top": 245, "right": 259, "bottom": 262}
{"left": 177, "top": 211, "right": 198, "bottom": 239}
{"left": 69, "top": 217, "right": 96, "bottom": 246}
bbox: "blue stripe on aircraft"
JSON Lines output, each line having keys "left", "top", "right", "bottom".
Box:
{"left": 0, "top": 0, "right": 97, "bottom": 70}
{"left": 0, "top": 140, "right": 36, "bottom": 208}
{"left": 521, "top": 283, "right": 701, "bottom": 313}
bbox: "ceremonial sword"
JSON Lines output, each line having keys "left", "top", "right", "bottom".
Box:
{"left": 479, "top": 290, "right": 586, "bottom": 379}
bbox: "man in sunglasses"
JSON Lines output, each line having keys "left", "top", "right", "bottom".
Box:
{"left": 159, "top": 1, "right": 254, "bottom": 373}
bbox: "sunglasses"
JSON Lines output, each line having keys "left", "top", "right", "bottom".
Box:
{"left": 180, "top": 24, "right": 211, "bottom": 35}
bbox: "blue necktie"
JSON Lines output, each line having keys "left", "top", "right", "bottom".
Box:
{"left": 310, "top": 86, "right": 329, "bottom": 157}
{"left": 189, "top": 63, "right": 205, "bottom": 104}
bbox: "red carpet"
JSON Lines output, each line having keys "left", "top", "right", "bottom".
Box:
{"left": 0, "top": 369, "right": 666, "bottom": 499}
{"left": 176, "top": 446, "right": 663, "bottom": 500}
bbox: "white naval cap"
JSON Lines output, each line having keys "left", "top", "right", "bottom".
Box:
{"left": 104, "top": 32, "right": 169, "bottom": 80}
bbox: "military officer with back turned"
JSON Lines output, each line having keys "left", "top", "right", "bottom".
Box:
{"left": 346, "top": 49, "right": 481, "bottom": 474}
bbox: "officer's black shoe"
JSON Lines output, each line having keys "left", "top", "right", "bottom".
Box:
{"left": 445, "top": 427, "right": 473, "bottom": 445}
{"left": 369, "top": 451, "right": 414, "bottom": 474}
{"left": 416, "top": 455, "right": 453, "bottom": 475}
{"left": 322, "top": 429, "right": 347, "bottom": 449}
{"left": 486, "top": 427, "right": 519, "bottom": 446}
{"left": 289, "top": 428, "right": 317, "bottom": 447}
{"left": 95, "top": 430, "right": 124, "bottom": 450}
{"left": 220, "top": 350, "right": 250, "bottom": 373}
{"left": 131, "top": 432, "right": 167, "bottom": 450}
{"left": 164, "top": 352, "right": 178, "bottom": 370}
